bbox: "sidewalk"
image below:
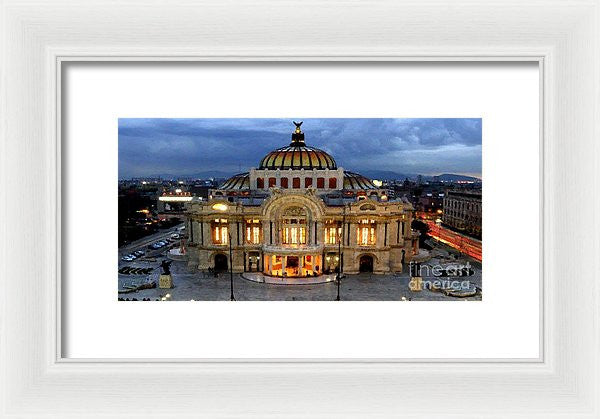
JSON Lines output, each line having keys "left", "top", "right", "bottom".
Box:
{"left": 241, "top": 272, "right": 338, "bottom": 285}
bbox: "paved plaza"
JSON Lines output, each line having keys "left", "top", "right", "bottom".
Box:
{"left": 118, "top": 240, "right": 482, "bottom": 301}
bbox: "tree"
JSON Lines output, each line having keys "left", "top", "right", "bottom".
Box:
{"left": 411, "top": 219, "right": 430, "bottom": 247}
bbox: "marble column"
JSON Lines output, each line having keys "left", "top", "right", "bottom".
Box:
{"left": 187, "top": 219, "right": 194, "bottom": 243}
{"left": 202, "top": 221, "right": 210, "bottom": 245}
{"left": 348, "top": 223, "right": 357, "bottom": 246}
{"left": 376, "top": 223, "right": 385, "bottom": 247}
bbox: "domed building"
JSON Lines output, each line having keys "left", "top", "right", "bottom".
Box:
{"left": 185, "top": 122, "right": 419, "bottom": 277}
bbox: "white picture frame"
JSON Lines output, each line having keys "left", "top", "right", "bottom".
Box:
{"left": 1, "top": 0, "right": 598, "bottom": 417}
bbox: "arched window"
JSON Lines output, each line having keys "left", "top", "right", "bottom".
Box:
{"left": 256, "top": 178, "right": 264, "bottom": 189}
{"left": 281, "top": 207, "right": 307, "bottom": 245}
{"left": 281, "top": 177, "right": 289, "bottom": 188}
{"left": 317, "top": 177, "right": 325, "bottom": 188}
{"left": 292, "top": 177, "right": 300, "bottom": 188}
{"left": 305, "top": 178, "right": 313, "bottom": 188}
{"left": 268, "top": 177, "right": 276, "bottom": 187}
{"left": 329, "top": 178, "right": 337, "bottom": 189}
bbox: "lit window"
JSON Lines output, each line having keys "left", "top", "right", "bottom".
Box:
{"left": 212, "top": 219, "right": 228, "bottom": 245}
{"left": 325, "top": 227, "right": 341, "bottom": 244}
{"left": 324, "top": 220, "right": 341, "bottom": 244}
{"left": 281, "top": 208, "right": 307, "bottom": 245}
{"left": 245, "top": 219, "right": 261, "bottom": 244}
{"left": 282, "top": 226, "right": 306, "bottom": 245}
{"left": 357, "top": 219, "right": 376, "bottom": 245}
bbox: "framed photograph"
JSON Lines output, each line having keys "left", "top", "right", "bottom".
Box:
{"left": 118, "top": 116, "right": 483, "bottom": 302}
{"left": 1, "top": 1, "right": 598, "bottom": 417}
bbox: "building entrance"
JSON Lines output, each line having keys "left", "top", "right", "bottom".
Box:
{"left": 214, "top": 253, "right": 228, "bottom": 271}
{"left": 286, "top": 256, "right": 299, "bottom": 268}
{"left": 264, "top": 254, "right": 322, "bottom": 278}
{"left": 359, "top": 255, "right": 374, "bottom": 273}
{"left": 285, "top": 256, "right": 300, "bottom": 276}
{"left": 247, "top": 252, "right": 260, "bottom": 272}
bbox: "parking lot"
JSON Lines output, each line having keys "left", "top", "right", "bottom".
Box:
{"left": 118, "top": 226, "right": 184, "bottom": 293}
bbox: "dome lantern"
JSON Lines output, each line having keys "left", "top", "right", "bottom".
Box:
{"left": 290, "top": 121, "right": 305, "bottom": 146}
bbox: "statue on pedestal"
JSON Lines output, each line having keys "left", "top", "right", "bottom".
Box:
{"left": 159, "top": 260, "right": 173, "bottom": 289}
{"left": 160, "top": 260, "right": 172, "bottom": 275}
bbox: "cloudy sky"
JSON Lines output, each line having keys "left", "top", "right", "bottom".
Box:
{"left": 118, "top": 118, "right": 482, "bottom": 179}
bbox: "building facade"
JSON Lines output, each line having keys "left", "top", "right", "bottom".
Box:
{"left": 442, "top": 189, "right": 482, "bottom": 238}
{"left": 184, "top": 122, "right": 419, "bottom": 277}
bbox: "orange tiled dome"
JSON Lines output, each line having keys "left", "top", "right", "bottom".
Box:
{"left": 259, "top": 145, "right": 337, "bottom": 170}
{"left": 343, "top": 171, "right": 376, "bottom": 190}
{"left": 258, "top": 121, "right": 337, "bottom": 170}
{"left": 219, "top": 172, "right": 250, "bottom": 190}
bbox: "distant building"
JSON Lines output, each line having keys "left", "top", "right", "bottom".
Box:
{"left": 189, "top": 184, "right": 211, "bottom": 200}
{"left": 416, "top": 193, "right": 444, "bottom": 215}
{"left": 442, "top": 189, "right": 482, "bottom": 238}
{"left": 157, "top": 188, "right": 193, "bottom": 213}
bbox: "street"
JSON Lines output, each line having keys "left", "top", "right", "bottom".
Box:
{"left": 119, "top": 223, "right": 184, "bottom": 258}
{"left": 424, "top": 220, "right": 482, "bottom": 261}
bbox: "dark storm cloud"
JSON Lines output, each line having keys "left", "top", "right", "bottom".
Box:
{"left": 118, "top": 118, "right": 482, "bottom": 178}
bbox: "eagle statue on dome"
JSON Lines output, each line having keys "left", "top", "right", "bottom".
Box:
{"left": 293, "top": 121, "right": 303, "bottom": 132}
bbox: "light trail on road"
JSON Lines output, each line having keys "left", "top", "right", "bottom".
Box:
{"left": 423, "top": 220, "right": 482, "bottom": 261}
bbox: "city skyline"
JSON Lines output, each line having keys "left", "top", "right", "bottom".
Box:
{"left": 118, "top": 118, "right": 482, "bottom": 179}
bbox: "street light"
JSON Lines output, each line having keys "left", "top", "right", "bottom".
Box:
{"left": 228, "top": 232, "right": 235, "bottom": 301}
{"left": 336, "top": 204, "right": 347, "bottom": 301}
{"left": 214, "top": 202, "right": 235, "bottom": 301}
